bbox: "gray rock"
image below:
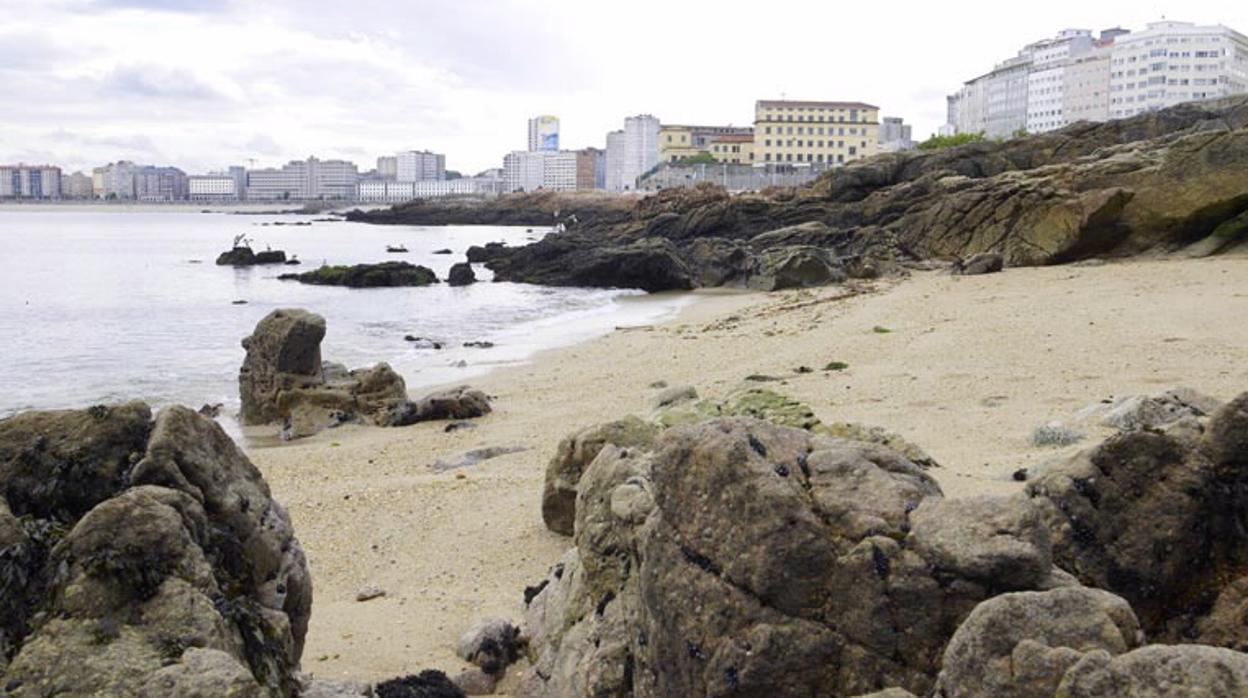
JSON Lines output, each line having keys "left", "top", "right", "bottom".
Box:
{"left": 389, "top": 386, "right": 491, "bottom": 426}
{"left": 140, "top": 647, "right": 265, "bottom": 697}
{"left": 455, "top": 618, "right": 521, "bottom": 675}
{"left": 652, "top": 384, "right": 697, "bottom": 408}
{"left": 1078, "top": 386, "right": 1223, "bottom": 431}
{"left": 746, "top": 245, "right": 847, "bottom": 291}
{"left": 909, "top": 496, "right": 1052, "bottom": 590}
{"left": 430, "top": 446, "right": 526, "bottom": 472}
{"left": 356, "top": 585, "right": 386, "bottom": 602}
{"left": 451, "top": 667, "right": 497, "bottom": 695}
{"left": 1057, "top": 644, "right": 1248, "bottom": 697}
{"left": 1031, "top": 421, "right": 1084, "bottom": 447}
{"left": 953, "top": 252, "right": 1004, "bottom": 275}
{"left": 447, "top": 262, "right": 477, "bottom": 287}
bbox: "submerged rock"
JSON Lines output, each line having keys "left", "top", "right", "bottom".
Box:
{"left": 447, "top": 262, "right": 476, "bottom": 287}
{"left": 215, "top": 246, "right": 287, "bottom": 266}
{"left": 0, "top": 403, "right": 310, "bottom": 696}
{"left": 952, "top": 252, "right": 1004, "bottom": 275}
{"left": 279, "top": 261, "right": 438, "bottom": 288}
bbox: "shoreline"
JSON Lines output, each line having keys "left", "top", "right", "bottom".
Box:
{"left": 250, "top": 253, "right": 1248, "bottom": 682}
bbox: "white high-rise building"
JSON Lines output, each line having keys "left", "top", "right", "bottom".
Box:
{"left": 502, "top": 150, "right": 578, "bottom": 192}
{"left": 0, "top": 164, "right": 61, "bottom": 199}
{"left": 1109, "top": 21, "right": 1248, "bottom": 119}
{"left": 246, "top": 157, "right": 359, "bottom": 200}
{"left": 528, "top": 116, "right": 560, "bottom": 152}
{"left": 1025, "top": 29, "right": 1096, "bottom": 133}
{"left": 605, "top": 115, "right": 659, "bottom": 192}
{"left": 395, "top": 150, "right": 445, "bottom": 182}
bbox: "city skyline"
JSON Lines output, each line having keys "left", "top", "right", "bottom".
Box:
{"left": 4, "top": 1, "right": 1248, "bottom": 175}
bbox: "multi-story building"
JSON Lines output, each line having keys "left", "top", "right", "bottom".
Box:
{"left": 357, "top": 178, "right": 503, "bottom": 203}
{"left": 708, "top": 134, "right": 755, "bottom": 164}
{"left": 1064, "top": 41, "right": 1117, "bottom": 124}
{"left": 189, "top": 174, "right": 240, "bottom": 201}
{"left": 605, "top": 114, "right": 660, "bottom": 192}
{"left": 1109, "top": 21, "right": 1248, "bottom": 119}
{"left": 246, "top": 157, "right": 359, "bottom": 200}
{"left": 753, "top": 100, "right": 879, "bottom": 166}
{"left": 376, "top": 156, "right": 398, "bottom": 180}
{"left": 528, "top": 115, "right": 560, "bottom": 151}
{"left": 878, "top": 117, "right": 917, "bottom": 151}
{"left": 135, "top": 166, "right": 188, "bottom": 201}
{"left": 502, "top": 150, "right": 578, "bottom": 192}
{"left": 658, "top": 124, "right": 753, "bottom": 163}
{"left": 395, "top": 150, "right": 445, "bottom": 182}
{"left": 94, "top": 161, "right": 140, "bottom": 199}
{"left": 575, "top": 148, "right": 604, "bottom": 190}
{"left": 61, "top": 171, "right": 93, "bottom": 199}
{"left": 0, "top": 165, "right": 62, "bottom": 199}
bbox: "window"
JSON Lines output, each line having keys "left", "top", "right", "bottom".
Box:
{"left": 849, "top": 146, "right": 857, "bottom": 155}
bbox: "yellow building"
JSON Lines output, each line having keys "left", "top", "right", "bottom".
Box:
{"left": 658, "top": 125, "right": 702, "bottom": 163}
{"left": 708, "top": 134, "right": 755, "bottom": 164}
{"left": 753, "top": 100, "right": 879, "bottom": 166}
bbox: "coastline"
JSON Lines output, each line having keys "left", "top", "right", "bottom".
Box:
{"left": 251, "top": 253, "right": 1248, "bottom": 683}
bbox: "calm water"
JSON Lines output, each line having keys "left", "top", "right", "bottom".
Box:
{"left": 0, "top": 209, "right": 690, "bottom": 438}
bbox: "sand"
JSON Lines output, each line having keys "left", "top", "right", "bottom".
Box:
{"left": 248, "top": 254, "right": 1248, "bottom": 683}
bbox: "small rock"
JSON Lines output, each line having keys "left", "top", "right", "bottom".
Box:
{"left": 356, "top": 585, "right": 386, "bottom": 602}
{"left": 448, "top": 262, "right": 477, "bottom": 287}
{"left": 653, "top": 385, "right": 698, "bottom": 409}
{"left": 374, "top": 671, "right": 465, "bottom": 697}
{"left": 198, "top": 403, "right": 223, "bottom": 418}
{"left": 1012, "top": 468, "right": 1029, "bottom": 482}
{"left": 824, "top": 361, "right": 849, "bottom": 371}
{"left": 1032, "top": 421, "right": 1084, "bottom": 447}
{"left": 744, "top": 374, "right": 781, "bottom": 382}
{"left": 231, "top": 300, "right": 248, "bottom": 305}
{"left": 456, "top": 618, "right": 521, "bottom": 675}
{"left": 444, "top": 421, "right": 476, "bottom": 433}
{"left": 452, "top": 668, "right": 498, "bottom": 695}
{"left": 433, "top": 248, "right": 453, "bottom": 255}
{"left": 952, "top": 252, "right": 1004, "bottom": 275}
{"left": 431, "top": 446, "right": 527, "bottom": 472}
{"left": 794, "top": 366, "right": 814, "bottom": 374}
{"left": 404, "top": 336, "right": 443, "bottom": 350}
{"left": 649, "top": 380, "right": 669, "bottom": 389}
{"left": 463, "top": 341, "right": 495, "bottom": 349}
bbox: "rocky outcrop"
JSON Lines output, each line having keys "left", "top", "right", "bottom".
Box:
{"left": 239, "top": 309, "right": 489, "bottom": 438}
{"left": 347, "top": 190, "right": 636, "bottom": 229}
{"left": 541, "top": 416, "right": 660, "bottom": 536}
{"left": 1076, "top": 385, "right": 1223, "bottom": 431}
{"left": 447, "top": 262, "right": 476, "bottom": 287}
{"left": 279, "top": 261, "right": 438, "bottom": 288}
{"left": 521, "top": 418, "right": 1062, "bottom": 696}
{"left": 1027, "top": 392, "right": 1248, "bottom": 645}
{"left": 216, "top": 247, "right": 288, "bottom": 266}
{"left": 0, "top": 403, "right": 310, "bottom": 695}
{"left": 745, "top": 245, "right": 847, "bottom": 291}
{"left": 354, "top": 98, "right": 1248, "bottom": 292}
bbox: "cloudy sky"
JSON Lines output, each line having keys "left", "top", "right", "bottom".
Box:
{"left": 4, "top": 0, "right": 1246, "bottom": 175}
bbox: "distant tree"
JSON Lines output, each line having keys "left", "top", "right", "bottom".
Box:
{"left": 673, "top": 152, "right": 719, "bottom": 166}
{"left": 917, "top": 132, "right": 986, "bottom": 151}
{"left": 445, "top": 170, "right": 463, "bottom": 180}
{"left": 1011, "top": 127, "right": 1030, "bottom": 139}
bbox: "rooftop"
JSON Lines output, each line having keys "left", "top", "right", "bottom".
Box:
{"left": 755, "top": 99, "right": 879, "bottom": 110}
{"left": 711, "top": 134, "right": 755, "bottom": 143}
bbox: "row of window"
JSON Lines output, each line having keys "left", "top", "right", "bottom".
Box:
{"left": 762, "top": 125, "right": 864, "bottom": 136}
{"left": 757, "top": 113, "right": 867, "bottom": 123}
{"left": 763, "top": 152, "right": 851, "bottom": 163}
{"left": 762, "top": 139, "right": 868, "bottom": 149}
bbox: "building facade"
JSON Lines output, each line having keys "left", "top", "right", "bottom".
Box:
{"left": 502, "top": 150, "right": 578, "bottom": 192}
{"left": 878, "top": 117, "right": 917, "bottom": 151}
{"left": 575, "top": 148, "right": 604, "bottom": 190}
{"left": 605, "top": 114, "right": 660, "bottom": 192}
{"left": 357, "top": 178, "right": 502, "bottom": 203}
{"left": 528, "top": 115, "right": 560, "bottom": 152}
{"left": 189, "top": 174, "right": 240, "bottom": 201}
{"left": 1109, "top": 21, "right": 1248, "bottom": 119}
{"left": 753, "top": 100, "right": 879, "bottom": 166}
{"left": 94, "top": 161, "right": 140, "bottom": 199}
{"left": 246, "top": 157, "right": 359, "bottom": 200}
{"left": 659, "top": 124, "right": 753, "bottom": 163}
{"left": 376, "top": 156, "right": 398, "bottom": 180}
{"left": 708, "top": 134, "right": 754, "bottom": 164}
{"left": 61, "top": 171, "right": 93, "bottom": 199}
{"left": 0, "top": 165, "right": 62, "bottom": 199}
{"left": 135, "top": 166, "right": 188, "bottom": 201}
{"left": 395, "top": 150, "right": 445, "bottom": 182}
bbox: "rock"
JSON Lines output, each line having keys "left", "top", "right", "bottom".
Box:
{"left": 451, "top": 668, "right": 497, "bottom": 695}
{"left": 933, "top": 587, "right": 1142, "bottom": 698}
{"left": 952, "top": 252, "right": 1004, "bottom": 275}
{"left": 0, "top": 404, "right": 310, "bottom": 696}
{"left": 909, "top": 496, "right": 1052, "bottom": 589}
{"left": 387, "top": 386, "right": 491, "bottom": 427}
{"left": 198, "top": 402, "right": 223, "bottom": 418}
{"left": 462, "top": 341, "right": 494, "bottom": 349}
{"left": 433, "top": 248, "right": 453, "bottom": 255}
{"left": 430, "top": 446, "right": 526, "bottom": 472}
{"left": 656, "top": 387, "right": 822, "bottom": 430}
{"left": 375, "top": 670, "right": 465, "bottom": 698}
{"left": 405, "top": 336, "right": 444, "bottom": 349}
{"left": 852, "top": 690, "right": 919, "bottom": 698}
{"left": 239, "top": 309, "right": 415, "bottom": 438}
{"left": 254, "top": 249, "right": 287, "bottom": 264}
{"left": 521, "top": 417, "right": 1061, "bottom": 697}
{"left": 746, "top": 245, "right": 847, "bottom": 291}
{"left": 1079, "top": 386, "right": 1223, "bottom": 431}
{"left": 279, "top": 261, "right": 439, "bottom": 288}
{"left": 216, "top": 246, "right": 256, "bottom": 265}
{"left": 465, "top": 242, "right": 510, "bottom": 263}
{"left": 447, "top": 262, "right": 476, "bottom": 287}
{"left": 356, "top": 585, "right": 386, "bottom": 602}
{"left": 1057, "top": 644, "right": 1248, "bottom": 697}
{"left": 298, "top": 674, "right": 374, "bottom": 697}
{"left": 541, "top": 416, "right": 660, "bottom": 536}
{"left": 816, "top": 421, "right": 940, "bottom": 468}
{"left": 485, "top": 235, "right": 695, "bottom": 292}
{"left": 652, "top": 384, "right": 697, "bottom": 408}
{"left": 455, "top": 618, "right": 521, "bottom": 675}
{"left": 444, "top": 421, "right": 476, "bottom": 433}
{"left": 1031, "top": 421, "right": 1084, "bottom": 446}
{"left": 1026, "top": 393, "right": 1248, "bottom": 643}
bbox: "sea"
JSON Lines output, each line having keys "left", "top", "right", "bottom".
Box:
{"left": 0, "top": 208, "right": 691, "bottom": 440}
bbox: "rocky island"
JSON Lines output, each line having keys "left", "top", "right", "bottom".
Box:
{"left": 278, "top": 261, "right": 439, "bottom": 288}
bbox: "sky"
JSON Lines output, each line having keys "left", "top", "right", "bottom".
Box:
{"left": 3, "top": 0, "right": 1246, "bottom": 175}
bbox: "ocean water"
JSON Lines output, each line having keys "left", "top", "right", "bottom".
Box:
{"left": 0, "top": 209, "right": 691, "bottom": 439}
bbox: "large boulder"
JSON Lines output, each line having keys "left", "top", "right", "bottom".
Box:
{"left": 279, "top": 261, "right": 438, "bottom": 288}
{"left": 240, "top": 309, "right": 480, "bottom": 438}
{"left": 0, "top": 403, "right": 310, "bottom": 696}
{"left": 487, "top": 234, "right": 695, "bottom": 292}
{"left": 1026, "top": 392, "right": 1248, "bottom": 644}
{"left": 520, "top": 418, "right": 1060, "bottom": 696}
{"left": 746, "top": 245, "right": 847, "bottom": 291}
{"left": 447, "top": 262, "right": 476, "bottom": 287}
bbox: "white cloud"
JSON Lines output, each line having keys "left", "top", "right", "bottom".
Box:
{"left": 4, "top": 0, "right": 1248, "bottom": 175}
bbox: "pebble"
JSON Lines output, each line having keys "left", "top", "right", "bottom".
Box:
{"left": 355, "top": 585, "right": 386, "bottom": 602}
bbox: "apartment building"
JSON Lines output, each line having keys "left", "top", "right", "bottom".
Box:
{"left": 502, "top": 150, "right": 578, "bottom": 192}
{"left": 189, "top": 174, "right": 240, "bottom": 201}
{"left": 376, "top": 156, "right": 398, "bottom": 180}
{"left": 753, "top": 100, "right": 879, "bottom": 166}
{"left": 878, "top": 117, "right": 917, "bottom": 151}
{"left": 135, "top": 166, "right": 188, "bottom": 202}
{"left": 61, "top": 171, "right": 93, "bottom": 199}
{"left": 396, "top": 150, "right": 445, "bottom": 182}
{"left": 708, "top": 134, "right": 754, "bottom": 164}
{"left": 94, "top": 161, "right": 139, "bottom": 199}
{"left": 1109, "top": 21, "right": 1248, "bottom": 118}
{"left": 0, "top": 164, "right": 62, "bottom": 199}
{"left": 357, "top": 178, "right": 503, "bottom": 203}
{"left": 575, "top": 148, "right": 605, "bottom": 190}
{"left": 658, "top": 124, "right": 754, "bottom": 163}
{"left": 528, "top": 115, "right": 560, "bottom": 152}
{"left": 247, "top": 157, "right": 359, "bottom": 200}
{"left": 605, "top": 115, "right": 660, "bottom": 192}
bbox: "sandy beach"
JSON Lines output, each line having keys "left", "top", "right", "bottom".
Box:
{"left": 249, "top": 254, "right": 1248, "bottom": 684}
